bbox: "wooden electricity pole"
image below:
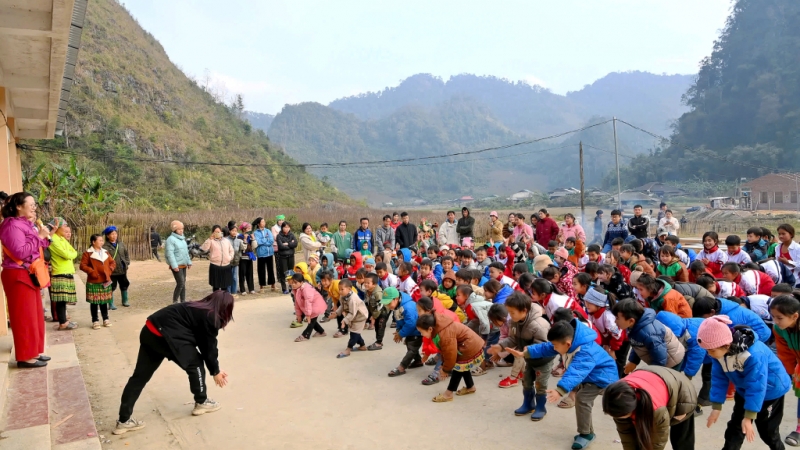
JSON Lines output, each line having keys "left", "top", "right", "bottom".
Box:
{"left": 579, "top": 141, "right": 585, "bottom": 226}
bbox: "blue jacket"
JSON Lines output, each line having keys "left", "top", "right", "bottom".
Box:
{"left": 494, "top": 284, "right": 514, "bottom": 304}
{"left": 353, "top": 228, "right": 373, "bottom": 253}
{"left": 717, "top": 298, "right": 771, "bottom": 344}
{"left": 656, "top": 311, "right": 706, "bottom": 377}
{"left": 602, "top": 221, "right": 629, "bottom": 247}
{"left": 395, "top": 293, "right": 420, "bottom": 338}
{"left": 710, "top": 340, "right": 790, "bottom": 415}
{"left": 627, "top": 308, "right": 683, "bottom": 367}
{"left": 433, "top": 262, "right": 443, "bottom": 285}
{"left": 526, "top": 319, "right": 618, "bottom": 395}
{"left": 399, "top": 248, "right": 412, "bottom": 264}
{"left": 165, "top": 232, "right": 191, "bottom": 270}
{"left": 254, "top": 228, "right": 274, "bottom": 258}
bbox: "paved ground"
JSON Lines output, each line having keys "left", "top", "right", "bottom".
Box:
{"left": 74, "top": 263, "right": 800, "bottom": 449}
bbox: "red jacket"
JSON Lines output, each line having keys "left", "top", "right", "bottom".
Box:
{"left": 535, "top": 217, "right": 560, "bottom": 246}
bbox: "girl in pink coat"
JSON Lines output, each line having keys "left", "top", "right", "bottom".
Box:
{"left": 291, "top": 273, "right": 327, "bottom": 341}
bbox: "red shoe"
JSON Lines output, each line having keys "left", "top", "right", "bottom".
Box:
{"left": 726, "top": 383, "right": 736, "bottom": 400}
{"left": 498, "top": 376, "right": 519, "bottom": 388}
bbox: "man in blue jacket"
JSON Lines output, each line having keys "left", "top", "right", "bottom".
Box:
{"left": 381, "top": 287, "right": 422, "bottom": 377}
{"left": 507, "top": 319, "right": 618, "bottom": 450}
{"left": 353, "top": 217, "right": 373, "bottom": 254}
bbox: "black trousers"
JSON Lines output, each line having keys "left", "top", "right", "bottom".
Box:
{"left": 239, "top": 259, "right": 254, "bottom": 293}
{"left": 257, "top": 256, "right": 276, "bottom": 288}
{"left": 172, "top": 268, "right": 186, "bottom": 303}
{"left": 277, "top": 254, "right": 295, "bottom": 291}
{"left": 55, "top": 302, "right": 68, "bottom": 325}
{"left": 347, "top": 331, "right": 365, "bottom": 350}
{"left": 151, "top": 247, "right": 160, "bottom": 261}
{"left": 301, "top": 317, "right": 325, "bottom": 339}
{"left": 90, "top": 303, "right": 109, "bottom": 322}
{"left": 400, "top": 335, "right": 423, "bottom": 369}
{"left": 118, "top": 326, "right": 207, "bottom": 423}
{"left": 699, "top": 362, "right": 712, "bottom": 402}
{"left": 723, "top": 393, "right": 784, "bottom": 450}
{"left": 374, "top": 310, "right": 390, "bottom": 344}
{"left": 447, "top": 369, "right": 474, "bottom": 392}
{"left": 111, "top": 274, "right": 130, "bottom": 292}
{"left": 614, "top": 341, "right": 631, "bottom": 380}
{"left": 336, "top": 315, "right": 349, "bottom": 334}
{"left": 671, "top": 414, "right": 696, "bottom": 450}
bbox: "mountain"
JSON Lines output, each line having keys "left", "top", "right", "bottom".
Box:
{"left": 244, "top": 111, "right": 274, "bottom": 133}
{"left": 22, "top": 0, "right": 351, "bottom": 211}
{"left": 618, "top": 0, "right": 800, "bottom": 186}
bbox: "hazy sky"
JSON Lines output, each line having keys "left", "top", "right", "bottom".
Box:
{"left": 123, "top": 0, "right": 732, "bottom": 115}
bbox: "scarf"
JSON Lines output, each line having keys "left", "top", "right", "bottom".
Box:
{"left": 705, "top": 244, "right": 719, "bottom": 254}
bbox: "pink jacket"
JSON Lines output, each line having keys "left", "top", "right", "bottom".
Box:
{"left": 559, "top": 223, "right": 586, "bottom": 242}
{"left": 294, "top": 282, "right": 326, "bottom": 319}
{"left": 0, "top": 216, "right": 50, "bottom": 270}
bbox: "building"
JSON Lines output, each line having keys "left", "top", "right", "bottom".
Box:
{"left": 740, "top": 173, "right": 800, "bottom": 211}
{"left": 607, "top": 191, "right": 659, "bottom": 207}
{"left": 0, "top": 0, "right": 87, "bottom": 335}
{"left": 633, "top": 182, "right": 685, "bottom": 197}
{"left": 547, "top": 187, "right": 580, "bottom": 200}
{"left": 510, "top": 189, "right": 534, "bottom": 201}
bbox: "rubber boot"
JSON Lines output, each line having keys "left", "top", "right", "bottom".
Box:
{"left": 122, "top": 290, "right": 130, "bottom": 307}
{"left": 531, "top": 394, "right": 548, "bottom": 421}
{"left": 109, "top": 294, "right": 117, "bottom": 310}
{"left": 514, "top": 389, "right": 534, "bottom": 416}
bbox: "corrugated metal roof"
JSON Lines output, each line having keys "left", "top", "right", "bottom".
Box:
{"left": 56, "top": 0, "right": 88, "bottom": 134}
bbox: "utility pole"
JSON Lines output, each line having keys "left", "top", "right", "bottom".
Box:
{"left": 579, "top": 141, "right": 585, "bottom": 226}
{"left": 613, "top": 117, "right": 622, "bottom": 210}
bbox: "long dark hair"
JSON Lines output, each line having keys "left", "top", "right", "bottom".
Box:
{"left": 603, "top": 380, "right": 655, "bottom": 450}
{"left": 253, "top": 217, "right": 264, "bottom": 230}
{"left": 188, "top": 291, "right": 235, "bottom": 329}
{"left": 1, "top": 192, "right": 32, "bottom": 219}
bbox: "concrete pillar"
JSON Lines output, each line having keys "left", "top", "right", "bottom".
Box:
{"left": 0, "top": 87, "right": 17, "bottom": 336}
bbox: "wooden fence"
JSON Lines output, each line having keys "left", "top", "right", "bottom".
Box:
{"left": 71, "top": 226, "right": 152, "bottom": 261}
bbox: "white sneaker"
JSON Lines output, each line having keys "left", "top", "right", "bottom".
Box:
{"left": 113, "top": 417, "right": 145, "bottom": 435}
{"left": 192, "top": 399, "right": 221, "bottom": 416}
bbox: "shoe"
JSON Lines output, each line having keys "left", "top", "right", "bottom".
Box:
{"left": 259, "top": 288, "right": 266, "bottom": 294}
{"left": 695, "top": 405, "right": 704, "bottom": 416}
{"left": 320, "top": 316, "right": 330, "bottom": 323}
{"left": 531, "top": 394, "right": 548, "bottom": 421}
{"left": 17, "top": 360, "right": 47, "bottom": 368}
{"left": 390, "top": 322, "right": 396, "bottom": 328}
{"left": 697, "top": 397, "right": 712, "bottom": 407}
{"left": 240, "top": 292, "right": 247, "bottom": 296}
{"left": 282, "top": 290, "right": 291, "bottom": 295}
{"left": 192, "top": 399, "right": 221, "bottom": 416}
{"left": 499, "top": 376, "right": 519, "bottom": 388}
{"left": 425, "top": 358, "right": 437, "bottom": 366}
{"left": 494, "top": 359, "right": 512, "bottom": 368}
{"left": 249, "top": 291, "right": 256, "bottom": 295}
{"left": 109, "top": 302, "right": 117, "bottom": 311}
{"left": 421, "top": 374, "right": 439, "bottom": 386}
{"left": 515, "top": 389, "right": 534, "bottom": 416}
{"left": 37, "top": 355, "right": 51, "bottom": 362}
{"left": 290, "top": 321, "right": 303, "bottom": 328}
{"left": 113, "top": 417, "right": 146, "bottom": 435}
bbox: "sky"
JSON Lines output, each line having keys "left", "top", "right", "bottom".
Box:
{"left": 123, "top": 0, "right": 732, "bottom": 115}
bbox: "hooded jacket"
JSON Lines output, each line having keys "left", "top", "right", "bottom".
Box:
{"left": 671, "top": 282, "right": 715, "bottom": 306}
{"left": 395, "top": 222, "right": 418, "bottom": 250}
{"left": 614, "top": 366, "right": 697, "bottom": 450}
{"left": 656, "top": 259, "right": 689, "bottom": 283}
{"left": 294, "top": 262, "right": 314, "bottom": 285}
{"left": 438, "top": 220, "right": 459, "bottom": 246}
{"left": 374, "top": 225, "right": 395, "bottom": 253}
{"left": 346, "top": 252, "right": 364, "bottom": 280}
{"left": 294, "top": 282, "right": 327, "bottom": 319}
{"left": 499, "top": 303, "right": 551, "bottom": 353}
{"left": 254, "top": 227, "right": 275, "bottom": 258}
{"left": 492, "top": 284, "right": 514, "bottom": 305}
{"left": 464, "top": 292, "right": 493, "bottom": 335}
{"left": 525, "top": 318, "right": 619, "bottom": 395}
{"left": 627, "top": 308, "right": 686, "bottom": 368}
{"left": 276, "top": 230, "right": 298, "bottom": 257}
{"left": 655, "top": 311, "right": 706, "bottom": 377}
{"left": 434, "top": 313, "right": 485, "bottom": 374}
{"left": 394, "top": 292, "right": 421, "bottom": 338}
{"left": 353, "top": 227, "right": 373, "bottom": 253}
{"left": 648, "top": 279, "right": 692, "bottom": 318}
{"left": 456, "top": 212, "right": 475, "bottom": 240}
{"left": 716, "top": 298, "right": 772, "bottom": 344}
{"left": 317, "top": 253, "right": 337, "bottom": 284}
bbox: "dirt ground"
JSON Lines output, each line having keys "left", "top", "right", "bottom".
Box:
{"left": 71, "top": 259, "right": 799, "bottom": 450}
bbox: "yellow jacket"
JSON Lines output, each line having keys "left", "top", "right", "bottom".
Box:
{"left": 432, "top": 290, "right": 467, "bottom": 323}
{"left": 49, "top": 233, "right": 77, "bottom": 275}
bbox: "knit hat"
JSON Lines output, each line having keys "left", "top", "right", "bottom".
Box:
{"left": 490, "top": 211, "right": 498, "bottom": 217}
{"left": 276, "top": 215, "right": 285, "bottom": 221}
{"left": 102, "top": 225, "right": 118, "bottom": 236}
{"left": 533, "top": 255, "right": 552, "bottom": 273}
{"left": 584, "top": 288, "right": 608, "bottom": 307}
{"left": 308, "top": 254, "right": 319, "bottom": 262}
{"left": 48, "top": 217, "right": 67, "bottom": 231}
{"left": 554, "top": 247, "right": 569, "bottom": 260}
{"left": 381, "top": 287, "right": 400, "bottom": 304}
{"left": 440, "top": 245, "right": 450, "bottom": 252}
{"left": 629, "top": 269, "right": 643, "bottom": 286}
{"left": 697, "top": 315, "right": 733, "bottom": 350}
{"left": 364, "top": 257, "right": 375, "bottom": 266}
{"left": 240, "top": 221, "right": 251, "bottom": 231}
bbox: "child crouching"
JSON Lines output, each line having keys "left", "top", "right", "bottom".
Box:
{"left": 291, "top": 273, "right": 327, "bottom": 342}
{"left": 329, "top": 279, "right": 368, "bottom": 358}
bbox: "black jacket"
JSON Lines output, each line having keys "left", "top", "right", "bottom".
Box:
{"left": 148, "top": 303, "right": 220, "bottom": 376}
{"left": 395, "top": 223, "right": 418, "bottom": 249}
{"left": 276, "top": 231, "right": 297, "bottom": 257}
{"left": 627, "top": 215, "right": 649, "bottom": 239}
{"left": 150, "top": 232, "right": 162, "bottom": 248}
{"left": 457, "top": 216, "right": 475, "bottom": 239}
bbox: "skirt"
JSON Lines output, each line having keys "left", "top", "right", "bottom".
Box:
{"left": 209, "top": 264, "right": 233, "bottom": 291}
{"left": 86, "top": 282, "right": 113, "bottom": 304}
{"left": 453, "top": 352, "right": 485, "bottom": 372}
{"left": 50, "top": 274, "right": 77, "bottom": 304}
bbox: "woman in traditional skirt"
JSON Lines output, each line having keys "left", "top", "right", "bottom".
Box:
{"left": 200, "top": 225, "right": 234, "bottom": 292}
{"left": 80, "top": 234, "right": 116, "bottom": 330}
{"left": 416, "top": 311, "right": 485, "bottom": 402}
{"left": 48, "top": 217, "right": 78, "bottom": 330}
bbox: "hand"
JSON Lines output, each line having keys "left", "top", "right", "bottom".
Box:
{"left": 328, "top": 312, "right": 337, "bottom": 320}
{"left": 488, "top": 344, "right": 502, "bottom": 356}
{"left": 779, "top": 257, "right": 790, "bottom": 264}
{"left": 505, "top": 347, "right": 524, "bottom": 358}
{"left": 296, "top": 316, "right": 302, "bottom": 323}
{"left": 438, "top": 369, "right": 449, "bottom": 380}
{"left": 393, "top": 332, "right": 402, "bottom": 343}
{"left": 421, "top": 354, "right": 429, "bottom": 363}
{"left": 38, "top": 226, "right": 50, "bottom": 239}
{"left": 624, "top": 362, "right": 637, "bottom": 374}
{"left": 706, "top": 409, "right": 721, "bottom": 428}
{"left": 213, "top": 371, "right": 228, "bottom": 388}
{"left": 742, "top": 418, "right": 755, "bottom": 442}
{"left": 546, "top": 389, "right": 562, "bottom": 404}
{"left": 172, "top": 267, "right": 179, "bottom": 272}
{"left": 304, "top": 316, "right": 310, "bottom": 323}
{"left": 701, "top": 258, "right": 710, "bottom": 265}
{"left": 490, "top": 354, "right": 500, "bottom": 363}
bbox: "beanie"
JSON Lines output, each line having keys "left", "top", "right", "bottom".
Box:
{"left": 583, "top": 289, "right": 608, "bottom": 308}
{"left": 533, "top": 255, "right": 552, "bottom": 273}
{"left": 697, "top": 315, "right": 733, "bottom": 350}
{"left": 629, "top": 269, "right": 643, "bottom": 286}
{"left": 554, "top": 247, "right": 569, "bottom": 260}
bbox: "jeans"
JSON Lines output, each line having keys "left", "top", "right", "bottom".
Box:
{"left": 447, "top": 370, "right": 474, "bottom": 392}
{"left": 257, "top": 256, "right": 276, "bottom": 288}
{"left": 400, "top": 335, "right": 423, "bottom": 369}
{"left": 347, "top": 331, "right": 365, "bottom": 350}
{"left": 118, "top": 326, "right": 207, "bottom": 423}
{"left": 301, "top": 317, "right": 325, "bottom": 339}
{"left": 239, "top": 259, "right": 254, "bottom": 293}
{"left": 90, "top": 303, "right": 109, "bottom": 322}
{"left": 484, "top": 330, "right": 500, "bottom": 359}
{"left": 172, "top": 268, "right": 187, "bottom": 303}
{"left": 723, "top": 393, "right": 784, "bottom": 450}
{"left": 228, "top": 266, "right": 239, "bottom": 295}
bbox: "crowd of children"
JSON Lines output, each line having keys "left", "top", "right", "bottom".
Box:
{"left": 280, "top": 207, "right": 800, "bottom": 450}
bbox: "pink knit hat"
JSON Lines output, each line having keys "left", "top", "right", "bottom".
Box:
{"left": 697, "top": 315, "right": 733, "bottom": 350}
{"left": 554, "top": 247, "right": 569, "bottom": 260}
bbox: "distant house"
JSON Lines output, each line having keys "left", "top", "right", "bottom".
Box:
{"left": 548, "top": 187, "right": 580, "bottom": 200}
{"left": 411, "top": 199, "right": 428, "bottom": 206}
{"left": 607, "top": 191, "right": 658, "bottom": 207}
{"left": 740, "top": 173, "right": 800, "bottom": 210}
{"left": 510, "top": 190, "right": 534, "bottom": 201}
{"left": 459, "top": 196, "right": 474, "bottom": 202}
{"left": 633, "top": 182, "right": 685, "bottom": 197}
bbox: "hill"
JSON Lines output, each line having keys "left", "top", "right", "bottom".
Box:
{"left": 244, "top": 111, "right": 275, "bottom": 132}
{"left": 618, "top": 0, "right": 800, "bottom": 186}
{"left": 22, "top": 0, "right": 351, "bottom": 211}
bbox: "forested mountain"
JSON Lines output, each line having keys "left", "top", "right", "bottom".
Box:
{"left": 22, "top": 0, "right": 350, "bottom": 210}
{"left": 266, "top": 71, "right": 690, "bottom": 202}
{"left": 617, "top": 0, "right": 800, "bottom": 187}
{"left": 244, "top": 111, "right": 274, "bottom": 133}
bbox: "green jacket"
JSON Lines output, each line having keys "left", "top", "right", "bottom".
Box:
{"left": 332, "top": 231, "right": 352, "bottom": 261}
{"left": 49, "top": 234, "right": 77, "bottom": 275}
{"left": 103, "top": 240, "right": 130, "bottom": 276}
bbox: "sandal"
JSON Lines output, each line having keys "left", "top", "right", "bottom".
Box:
{"left": 92, "top": 322, "right": 101, "bottom": 330}
{"left": 786, "top": 431, "right": 800, "bottom": 447}
{"left": 558, "top": 396, "right": 575, "bottom": 409}
{"left": 333, "top": 331, "right": 347, "bottom": 338}
{"left": 456, "top": 387, "right": 476, "bottom": 396}
{"left": 103, "top": 320, "right": 112, "bottom": 327}
{"left": 572, "top": 434, "right": 595, "bottom": 449}
{"left": 367, "top": 343, "right": 383, "bottom": 351}
{"left": 432, "top": 394, "right": 452, "bottom": 403}
{"left": 425, "top": 358, "right": 437, "bottom": 366}
{"left": 408, "top": 361, "right": 424, "bottom": 369}
{"left": 388, "top": 368, "right": 406, "bottom": 377}
{"left": 336, "top": 351, "right": 350, "bottom": 358}
{"left": 421, "top": 374, "right": 439, "bottom": 386}
{"left": 55, "top": 322, "right": 78, "bottom": 330}
{"left": 295, "top": 336, "right": 308, "bottom": 342}
{"left": 312, "top": 332, "right": 327, "bottom": 337}
{"left": 470, "top": 366, "right": 487, "bottom": 377}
